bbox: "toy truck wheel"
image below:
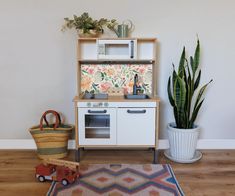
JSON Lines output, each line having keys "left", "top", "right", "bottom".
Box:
{"left": 61, "top": 179, "right": 69, "bottom": 186}
{"left": 38, "top": 175, "right": 45, "bottom": 182}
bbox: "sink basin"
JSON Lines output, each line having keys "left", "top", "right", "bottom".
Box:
{"left": 94, "top": 93, "right": 108, "bottom": 99}
{"left": 124, "top": 94, "right": 150, "bottom": 99}
{"left": 83, "top": 93, "right": 108, "bottom": 99}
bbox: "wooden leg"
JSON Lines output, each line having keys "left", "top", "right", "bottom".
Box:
{"left": 75, "top": 148, "right": 81, "bottom": 162}
{"left": 153, "top": 149, "right": 159, "bottom": 164}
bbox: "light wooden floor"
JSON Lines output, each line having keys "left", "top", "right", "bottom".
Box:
{"left": 0, "top": 150, "right": 235, "bottom": 196}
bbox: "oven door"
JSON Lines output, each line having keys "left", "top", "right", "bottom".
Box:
{"left": 78, "top": 108, "right": 116, "bottom": 145}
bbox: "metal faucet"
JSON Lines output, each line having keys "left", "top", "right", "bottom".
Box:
{"left": 133, "top": 74, "right": 142, "bottom": 95}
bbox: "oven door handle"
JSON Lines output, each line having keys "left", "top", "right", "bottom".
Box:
{"left": 127, "top": 109, "right": 146, "bottom": 114}
{"left": 88, "top": 109, "right": 107, "bottom": 114}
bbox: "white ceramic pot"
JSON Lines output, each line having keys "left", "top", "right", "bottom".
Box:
{"left": 167, "top": 122, "right": 200, "bottom": 160}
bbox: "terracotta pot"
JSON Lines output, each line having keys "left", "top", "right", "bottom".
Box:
{"left": 77, "top": 29, "right": 100, "bottom": 38}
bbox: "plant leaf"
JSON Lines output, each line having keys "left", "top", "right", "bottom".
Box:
{"left": 190, "top": 56, "right": 194, "bottom": 73}
{"left": 173, "top": 76, "right": 186, "bottom": 128}
{"left": 194, "top": 79, "right": 213, "bottom": 109}
{"left": 178, "top": 47, "right": 185, "bottom": 77}
{"left": 167, "top": 77, "right": 175, "bottom": 107}
{"left": 194, "top": 70, "right": 201, "bottom": 90}
{"left": 189, "top": 99, "right": 204, "bottom": 128}
{"left": 172, "top": 66, "right": 177, "bottom": 91}
{"left": 174, "top": 76, "right": 186, "bottom": 109}
{"left": 192, "top": 39, "right": 200, "bottom": 76}
{"left": 173, "top": 69, "right": 177, "bottom": 82}
{"left": 182, "top": 67, "right": 190, "bottom": 127}
{"left": 173, "top": 106, "right": 180, "bottom": 128}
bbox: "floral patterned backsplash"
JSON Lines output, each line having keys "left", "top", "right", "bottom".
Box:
{"left": 81, "top": 64, "right": 152, "bottom": 95}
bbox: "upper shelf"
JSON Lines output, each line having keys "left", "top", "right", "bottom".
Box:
{"left": 78, "top": 59, "right": 155, "bottom": 64}
{"left": 77, "top": 37, "right": 157, "bottom": 62}
{"left": 78, "top": 37, "right": 157, "bottom": 42}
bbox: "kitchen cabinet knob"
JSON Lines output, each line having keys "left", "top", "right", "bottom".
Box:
{"left": 127, "top": 109, "right": 146, "bottom": 114}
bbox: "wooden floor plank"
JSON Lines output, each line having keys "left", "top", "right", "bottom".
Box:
{"left": 0, "top": 150, "right": 234, "bottom": 196}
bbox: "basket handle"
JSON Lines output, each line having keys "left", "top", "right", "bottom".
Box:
{"left": 39, "top": 110, "right": 61, "bottom": 131}
{"left": 43, "top": 110, "right": 61, "bottom": 127}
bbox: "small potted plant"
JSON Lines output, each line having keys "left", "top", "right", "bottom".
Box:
{"left": 62, "top": 12, "right": 117, "bottom": 37}
{"left": 166, "top": 39, "right": 212, "bottom": 163}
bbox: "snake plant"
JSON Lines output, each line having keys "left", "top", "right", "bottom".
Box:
{"left": 167, "top": 40, "right": 212, "bottom": 129}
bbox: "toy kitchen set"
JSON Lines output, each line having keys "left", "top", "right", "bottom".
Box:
{"left": 73, "top": 38, "right": 160, "bottom": 163}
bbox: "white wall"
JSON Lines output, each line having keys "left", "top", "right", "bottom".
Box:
{"left": 0, "top": 0, "right": 234, "bottom": 139}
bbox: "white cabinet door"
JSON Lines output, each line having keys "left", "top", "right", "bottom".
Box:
{"left": 117, "top": 108, "right": 155, "bottom": 145}
{"left": 78, "top": 108, "right": 116, "bottom": 145}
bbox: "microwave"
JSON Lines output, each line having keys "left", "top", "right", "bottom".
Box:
{"left": 97, "top": 39, "right": 137, "bottom": 60}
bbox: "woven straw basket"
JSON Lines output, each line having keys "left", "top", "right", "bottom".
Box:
{"left": 29, "top": 110, "right": 73, "bottom": 159}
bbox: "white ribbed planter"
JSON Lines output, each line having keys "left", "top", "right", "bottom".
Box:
{"left": 167, "top": 122, "right": 200, "bottom": 160}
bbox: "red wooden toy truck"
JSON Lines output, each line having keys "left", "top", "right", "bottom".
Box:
{"left": 35, "top": 158, "right": 80, "bottom": 186}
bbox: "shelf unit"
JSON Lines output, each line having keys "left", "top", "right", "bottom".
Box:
{"left": 77, "top": 37, "right": 157, "bottom": 61}
{"left": 76, "top": 37, "right": 157, "bottom": 96}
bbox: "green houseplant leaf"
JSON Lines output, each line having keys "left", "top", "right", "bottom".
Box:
{"left": 167, "top": 77, "right": 175, "bottom": 107}
{"left": 174, "top": 76, "right": 186, "bottom": 111}
{"left": 193, "top": 39, "right": 200, "bottom": 75}
{"left": 178, "top": 47, "right": 185, "bottom": 77}
{"left": 173, "top": 76, "right": 186, "bottom": 128}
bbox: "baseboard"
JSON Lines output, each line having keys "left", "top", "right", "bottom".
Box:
{"left": 0, "top": 139, "right": 235, "bottom": 149}
{"left": 159, "top": 139, "right": 235, "bottom": 149}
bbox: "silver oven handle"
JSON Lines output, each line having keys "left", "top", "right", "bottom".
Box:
{"left": 88, "top": 109, "right": 107, "bottom": 114}
{"left": 127, "top": 109, "right": 146, "bottom": 114}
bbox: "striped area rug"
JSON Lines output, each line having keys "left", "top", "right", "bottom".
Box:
{"left": 47, "top": 164, "right": 184, "bottom": 196}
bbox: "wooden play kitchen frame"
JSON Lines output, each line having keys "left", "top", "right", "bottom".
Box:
{"left": 73, "top": 37, "right": 160, "bottom": 163}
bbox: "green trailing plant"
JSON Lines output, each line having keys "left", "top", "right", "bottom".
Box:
{"left": 167, "top": 40, "right": 212, "bottom": 129}
{"left": 62, "top": 12, "right": 117, "bottom": 35}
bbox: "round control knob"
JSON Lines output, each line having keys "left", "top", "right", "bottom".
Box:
{"left": 104, "top": 102, "right": 109, "bottom": 107}
{"left": 87, "top": 102, "right": 91, "bottom": 107}
{"left": 99, "top": 102, "right": 103, "bottom": 107}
